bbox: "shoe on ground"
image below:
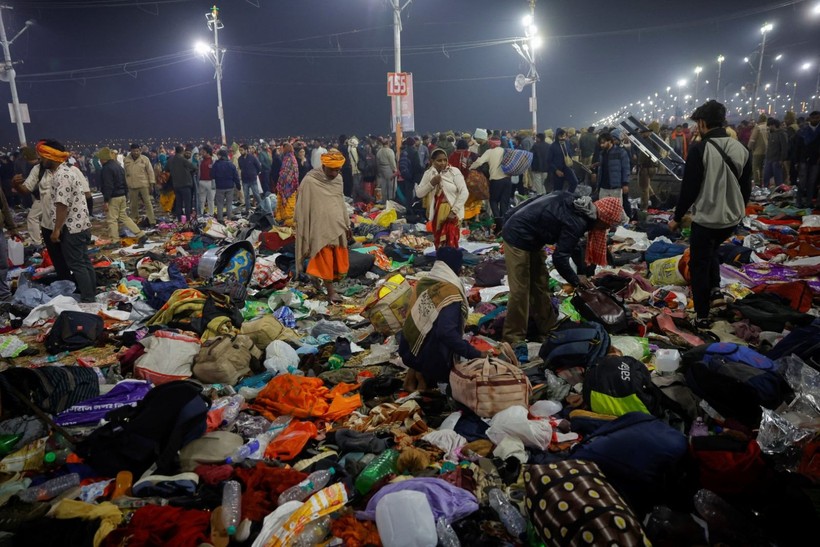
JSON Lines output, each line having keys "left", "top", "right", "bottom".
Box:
{"left": 514, "top": 342, "right": 529, "bottom": 364}
{"left": 694, "top": 317, "right": 712, "bottom": 330}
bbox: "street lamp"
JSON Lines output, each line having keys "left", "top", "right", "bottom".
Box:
{"left": 752, "top": 22, "right": 773, "bottom": 114}
{"left": 0, "top": 7, "right": 34, "bottom": 146}
{"left": 717, "top": 55, "right": 725, "bottom": 101}
{"left": 694, "top": 66, "right": 703, "bottom": 104}
{"left": 197, "top": 5, "right": 227, "bottom": 146}
{"left": 512, "top": 4, "right": 541, "bottom": 135}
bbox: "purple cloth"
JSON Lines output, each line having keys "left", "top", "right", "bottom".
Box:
{"left": 55, "top": 380, "right": 152, "bottom": 426}
{"left": 356, "top": 477, "right": 478, "bottom": 523}
{"left": 742, "top": 263, "right": 798, "bottom": 283}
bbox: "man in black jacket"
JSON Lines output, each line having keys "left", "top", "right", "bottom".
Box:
{"left": 530, "top": 132, "right": 550, "bottom": 195}
{"left": 98, "top": 147, "right": 146, "bottom": 243}
{"left": 166, "top": 144, "right": 197, "bottom": 220}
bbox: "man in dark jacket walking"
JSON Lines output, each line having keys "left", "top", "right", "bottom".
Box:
{"left": 795, "top": 111, "right": 820, "bottom": 208}
{"left": 547, "top": 128, "right": 579, "bottom": 193}
{"left": 98, "top": 147, "right": 146, "bottom": 243}
{"left": 212, "top": 149, "right": 240, "bottom": 222}
{"left": 237, "top": 144, "right": 262, "bottom": 216}
{"left": 530, "top": 133, "right": 550, "bottom": 195}
{"left": 166, "top": 145, "right": 196, "bottom": 220}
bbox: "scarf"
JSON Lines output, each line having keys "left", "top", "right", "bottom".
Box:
{"left": 276, "top": 151, "right": 300, "bottom": 199}
{"left": 404, "top": 261, "right": 468, "bottom": 356}
{"left": 35, "top": 141, "right": 69, "bottom": 163}
{"left": 579, "top": 196, "right": 624, "bottom": 267}
{"left": 321, "top": 149, "right": 346, "bottom": 169}
{"left": 294, "top": 168, "right": 348, "bottom": 273}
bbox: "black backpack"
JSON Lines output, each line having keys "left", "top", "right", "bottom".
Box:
{"left": 75, "top": 380, "right": 210, "bottom": 477}
{"left": 539, "top": 321, "right": 610, "bottom": 371}
{"left": 45, "top": 311, "right": 104, "bottom": 354}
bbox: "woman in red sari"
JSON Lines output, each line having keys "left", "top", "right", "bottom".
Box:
{"left": 416, "top": 149, "right": 469, "bottom": 249}
{"left": 448, "top": 138, "right": 481, "bottom": 222}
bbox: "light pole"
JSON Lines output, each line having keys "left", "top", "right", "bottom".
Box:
{"left": 773, "top": 54, "right": 783, "bottom": 95}
{"left": 0, "top": 6, "right": 33, "bottom": 147}
{"left": 716, "top": 55, "right": 724, "bottom": 101}
{"left": 513, "top": 7, "right": 541, "bottom": 135}
{"left": 196, "top": 5, "right": 227, "bottom": 146}
{"left": 694, "top": 66, "right": 702, "bottom": 104}
{"left": 677, "top": 79, "right": 687, "bottom": 121}
{"left": 752, "top": 22, "right": 773, "bottom": 115}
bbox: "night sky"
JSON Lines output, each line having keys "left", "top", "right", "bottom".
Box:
{"left": 1, "top": 0, "right": 819, "bottom": 146}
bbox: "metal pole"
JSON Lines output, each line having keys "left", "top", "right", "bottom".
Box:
{"left": 393, "top": 0, "right": 402, "bottom": 163}
{"left": 751, "top": 29, "right": 768, "bottom": 115}
{"left": 212, "top": 9, "right": 226, "bottom": 145}
{"left": 792, "top": 81, "right": 797, "bottom": 113}
{"left": 530, "top": 0, "right": 536, "bottom": 135}
{"left": 716, "top": 60, "right": 722, "bottom": 102}
{"left": 0, "top": 6, "right": 26, "bottom": 146}
{"left": 814, "top": 67, "right": 820, "bottom": 111}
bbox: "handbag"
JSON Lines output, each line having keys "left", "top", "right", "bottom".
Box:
{"left": 450, "top": 354, "right": 531, "bottom": 418}
{"left": 571, "top": 288, "right": 628, "bottom": 334}
{"left": 192, "top": 334, "right": 261, "bottom": 385}
{"left": 362, "top": 277, "right": 413, "bottom": 335}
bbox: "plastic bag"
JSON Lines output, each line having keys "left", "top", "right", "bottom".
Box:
{"left": 264, "top": 340, "right": 299, "bottom": 375}
{"left": 268, "top": 289, "right": 305, "bottom": 312}
{"left": 611, "top": 335, "right": 650, "bottom": 360}
{"left": 559, "top": 298, "right": 581, "bottom": 322}
{"left": 486, "top": 405, "right": 553, "bottom": 450}
{"left": 374, "top": 209, "right": 397, "bottom": 228}
{"left": 649, "top": 255, "right": 686, "bottom": 286}
{"left": 12, "top": 276, "right": 51, "bottom": 308}
{"left": 310, "top": 320, "right": 351, "bottom": 339}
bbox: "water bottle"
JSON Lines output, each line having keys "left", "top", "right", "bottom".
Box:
{"left": 354, "top": 448, "right": 399, "bottom": 495}
{"left": 488, "top": 488, "right": 527, "bottom": 539}
{"left": 43, "top": 448, "right": 72, "bottom": 467}
{"left": 226, "top": 439, "right": 260, "bottom": 465}
{"left": 436, "top": 517, "right": 461, "bottom": 547}
{"left": 219, "top": 395, "right": 244, "bottom": 429}
{"left": 18, "top": 473, "right": 80, "bottom": 502}
{"left": 277, "top": 468, "right": 336, "bottom": 505}
{"left": 293, "top": 516, "right": 331, "bottom": 547}
{"left": 221, "top": 480, "right": 242, "bottom": 536}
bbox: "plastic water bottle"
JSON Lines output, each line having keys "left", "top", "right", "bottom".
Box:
{"left": 436, "top": 517, "right": 461, "bottom": 547}
{"left": 219, "top": 395, "right": 244, "bottom": 429}
{"left": 277, "top": 468, "right": 336, "bottom": 505}
{"left": 225, "top": 439, "right": 260, "bottom": 465}
{"left": 221, "top": 480, "right": 242, "bottom": 536}
{"left": 488, "top": 488, "right": 527, "bottom": 539}
{"left": 43, "top": 448, "right": 72, "bottom": 467}
{"left": 293, "top": 516, "right": 331, "bottom": 547}
{"left": 18, "top": 473, "right": 80, "bottom": 502}
{"left": 354, "top": 448, "right": 399, "bottom": 495}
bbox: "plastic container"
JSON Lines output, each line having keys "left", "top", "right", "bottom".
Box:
{"left": 43, "top": 448, "right": 72, "bottom": 468}
{"left": 18, "top": 473, "right": 80, "bottom": 502}
{"left": 219, "top": 395, "right": 244, "bottom": 429}
{"left": 226, "top": 439, "right": 260, "bottom": 465}
{"left": 0, "top": 434, "right": 22, "bottom": 457}
{"left": 112, "top": 471, "right": 133, "bottom": 500}
{"left": 488, "top": 488, "right": 527, "bottom": 539}
{"left": 655, "top": 348, "right": 681, "bottom": 374}
{"left": 277, "top": 468, "right": 336, "bottom": 505}
{"left": 221, "top": 480, "right": 242, "bottom": 536}
{"left": 375, "top": 490, "right": 437, "bottom": 547}
{"left": 293, "top": 516, "right": 331, "bottom": 547}
{"left": 354, "top": 448, "right": 399, "bottom": 495}
{"left": 436, "top": 517, "right": 461, "bottom": 547}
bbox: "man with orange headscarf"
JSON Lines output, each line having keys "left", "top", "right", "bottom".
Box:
{"left": 294, "top": 149, "right": 351, "bottom": 303}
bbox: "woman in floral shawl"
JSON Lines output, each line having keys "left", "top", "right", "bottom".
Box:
{"left": 275, "top": 143, "right": 300, "bottom": 226}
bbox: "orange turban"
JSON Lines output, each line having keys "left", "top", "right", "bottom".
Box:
{"left": 35, "top": 140, "right": 70, "bottom": 163}
{"left": 321, "top": 149, "right": 346, "bottom": 169}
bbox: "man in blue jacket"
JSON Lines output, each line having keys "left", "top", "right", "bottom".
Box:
{"left": 212, "top": 148, "right": 240, "bottom": 223}
{"left": 237, "top": 144, "right": 262, "bottom": 217}
{"left": 547, "top": 128, "right": 579, "bottom": 193}
{"left": 596, "top": 131, "right": 631, "bottom": 215}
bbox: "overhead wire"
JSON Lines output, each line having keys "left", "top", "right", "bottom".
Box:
{"left": 30, "top": 81, "right": 212, "bottom": 112}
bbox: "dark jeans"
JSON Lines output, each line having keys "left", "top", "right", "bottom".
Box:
{"left": 41, "top": 227, "right": 72, "bottom": 281}
{"left": 690, "top": 222, "right": 735, "bottom": 319}
{"left": 0, "top": 231, "right": 9, "bottom": 301}
{"left": 61, "top": 229, "right": 96, "bottom": 302}
{"left": 174, "top": 186, "right": 193, "bottom": 220}
{"left": 489, "top": 176, "right": 512, "bottom": 220}
{"left": 553, "top": 169, "right": 579, "bottom": 193}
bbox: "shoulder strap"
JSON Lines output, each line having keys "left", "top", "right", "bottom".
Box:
{"left": 706, "top": 139, "right": 741, "bottom": 183}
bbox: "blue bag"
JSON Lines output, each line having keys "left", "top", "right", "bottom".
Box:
{"left": 538, "top": 321, "right": 610, "bottom": 371}
{"left": 645, "top": 241, "right": 686, "bottom": 266}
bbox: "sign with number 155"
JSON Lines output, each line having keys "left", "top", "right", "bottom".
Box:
{"left": 387, "top": 72, "right": 408, "bottom": 96}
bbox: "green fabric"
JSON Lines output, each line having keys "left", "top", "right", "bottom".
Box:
{"left": 589, "top": 391, "right": 651, "bottom": 417}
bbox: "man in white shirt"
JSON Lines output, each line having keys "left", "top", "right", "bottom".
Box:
{"left": 310, "top": 140, "right": 327, "bottom": 170}
{"left": 470, "top": 144, "right": 509, "bottom": 234}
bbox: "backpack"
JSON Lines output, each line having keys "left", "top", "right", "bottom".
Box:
{"left": 538, "top": 321, "right": 610, "bottom": 371}
{"left": 192, "top": 334, "right": 262, "bottom": 385}
{"left": 75, "top": 380, "right": 210, "bottom": 477}
{"left": 583, "top": 356, "right": 662, "bottom": 417}
{"left": 500, "top": 148, "right": 533, "bottom": 176}
{"left": 45, "top": 311, "right": 104, "bottom": 355}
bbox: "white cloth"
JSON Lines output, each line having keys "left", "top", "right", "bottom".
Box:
{"left": 415, "top": 165, "right": 469, "bottom": 221}
{"left": 23, "top": 295, "right": 82, "bottom": 327}
{"left": 310, "top": 146, "right": 327, "bottom": 170}
{"left": 422, "top": 429, "right": 467, "bottom": 461}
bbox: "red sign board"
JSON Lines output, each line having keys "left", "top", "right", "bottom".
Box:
{"left": 387, "top": 72, "right": 409, "bottom": 96}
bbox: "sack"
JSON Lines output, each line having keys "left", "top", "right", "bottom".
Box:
{"left": 500, "top": 149, "right": 533, "bottom": 176}
{"left": 539, "top": 321, "right": 610, "bottom": 371}
{"left": 751, "top": 280, "right": 813, "bottom": 313}
{"left": 44, "top": 311, "right": 104, "bottom": 355}
{"left": 134, "top": 331, "right": 200, "bottom": 386}
{"left": 450, "top": 355, "right": 532, "bottom": 418}
{"left": 465, "top": 170, "right": 490, "bottom": 201}
{"left": 240, "top": 315, "right": 298, "bottom": 350}
{"left": 571, "top": 412, "right": 688, "bottom": 507}
{"left": 473, "top": 258, "right": 507, "bottom": 287}
{"left": 363, "top": 278, "right": 413, "bottom": 335}
{"left": 76, "top": 380, "right": 210, "bottom": 477}
{"left": 0, "top": 366, "right": 100, "bottom": 416}
{"left": 583, "top": 356, "right": 662, "bottom": 417}
{"left": 571, "top": 288, "right": 628, "bottom": 334}
{"left": 525, "top": 460, "right": 651, "bottom": 547}
{"left": 192, "top": 334, "right": 261, "bottom": 385}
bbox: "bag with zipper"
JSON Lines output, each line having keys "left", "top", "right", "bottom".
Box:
{"left": 583, "top": 355, "right": 662, "bottom": 417}
{"left": 192, "top": 334, "right": 262, "bottom": 385}
{"left": 525, "top": 460, "right": 651, "bottom": 547}
{"left": 44, "top": 311, "right": 104, "bottom": 355}
{"left": 500, "top": 149, "right": 533, "bottom": 176}
{"left": 571, "top": 288, "right": 629, "bottom": 334}
{"left": 450, "top": 353, "right": 532, "bottom": 418}
{"left": 538, "top": 321, "right": 610, "bottom": 371}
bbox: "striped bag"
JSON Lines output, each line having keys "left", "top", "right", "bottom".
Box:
{"left": 450, "top": 352, "right": 531, "bottom": 418}
{"left": 500, "top": 149, "right": 533, "bottom": 176}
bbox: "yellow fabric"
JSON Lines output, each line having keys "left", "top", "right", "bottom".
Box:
{"left": 463, "top": 199, "right": 481, "bottom": 221}
{"left": 35, "top": 141, "right": 70, "bottom": 163}
{"left": 159, "top": 190, "right": 175, "bottom": 213}
{"left": 275, "top": 192, "right": 297, "bottom": 227}
{"left": 51, "top": 499, "right": 123, "bottom": 547}
{"left": 320, "top": 149, "right": 346, "bottom": 169}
